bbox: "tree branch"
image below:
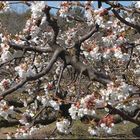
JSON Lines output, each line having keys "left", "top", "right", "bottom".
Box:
{"left": 112, "top": 9, "right": 140, "bottom": 32}
{"left": 61, "top": 53, "right": 111, "bottom": 86}
{"left": 0, "top": 48, "right": 64, "bottom": 100}
{"left": 105, "top": 1, "right": 140, "bottom": 14}
{"left": 106, "top": 104, "right": 140, "bottom": 125}
{"left": 43, "top": 6, "right": 60, "bottom": 44}
{"left": 79, "top": 24, "right": 99, "bottom": 44}
{"left": 8, "top": 42, "right": 53, "bottom": 54}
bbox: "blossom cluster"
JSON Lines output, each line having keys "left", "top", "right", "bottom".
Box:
{"left": 0, "top": 78, "right": 11, "bottom": 91}
{"left": 88, "top": 115, "right": 115, "bottom": 136}
{"left": 69, "top": 94, "right": 104, "bottom": 120}
{"left": 13, "top": 125, "right": 41, "bottom": 139}
{"left": 0, "top": 100, "right": 15, "bottom": 120}
{"left": 0, "top": 33, "right": 12, "bottom": 63}
{"left": 23, "top": 1, "right": 48, "bottom": 40}
{"left": 0, "top": 1, "right": 140, "bottom": 139}
{"left": 59, "top": 2, "right": 72, "bottom": 18}
{"left": 15, "top": 63, "right": 35, "bottom": 79}
{"left": 0, "top": 1, "right": 10, "bottom": 13}
{"left": 56, "top": 119, "right": 71, "bottom": 134}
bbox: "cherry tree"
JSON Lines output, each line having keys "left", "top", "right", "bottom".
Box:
{"left": 0, "top": 1, "right": 140, "bottom": 139}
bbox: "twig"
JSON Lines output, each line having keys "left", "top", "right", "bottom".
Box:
{"left": 43, "top": 6, "right": 60, "bottom": 44}
{"left": 125, "top": 47, "right": 134, "bottom": 70}
{"left": 134, "top": 110, "right": 140, "bottom": 120}
{"left": 0, "top": 48, "right": 64, "bottom": 100}
{"left": 9, "top": 2, "right": 24, "bottom": 5}
{"left": 50, "top": 6, "right": 60, "bottom": 10}
{"left": 8, "top": 42, "right": 53, "bottom": 54}
{"left": 111, "top": 9, "right": 140, "bottom": 32}
{"left": 75, "top": 70, "right": 83, "bottom": 102}
{"left": 47, "top": 127, "right": 57, "bottom": 139}
{"left": 28, "top": 106, "right": 46, "bottom": 129}
{"left": 105, "top": 1, "right": 140, "bottom": 15}
{"left": 106, "top": 104, "right": 140, "bottom": 125}
{"left": 55, "top": 65, "right": 65, "bottom": 94}
{"left": 0, "top": 56, "right": 24, "bottom": 68}
{"left": 31, "top": 52, "right": 36, "bottom": 66}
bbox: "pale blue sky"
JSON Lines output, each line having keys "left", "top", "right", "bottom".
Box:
{"left": 10, "top": 1, "right": 133, "bottom": 14}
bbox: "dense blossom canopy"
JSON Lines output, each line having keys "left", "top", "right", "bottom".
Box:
{"left": 0, "top": 1, "right": 140, "bottom": 139}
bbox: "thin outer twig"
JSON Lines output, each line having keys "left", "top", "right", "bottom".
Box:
{"left": 112, "top": 9, "right": 140, "bottom": 32}
{"left": 105, "top": 1, "right": 140, "bottom": 14}
{"left": 106, "top": 104, "right": 140, "bottom": 125}
{"left": 134, "top": 110, "right": 140, "bottom": 120}
{"left": 0, "top": 56, "right": 24, "bottom": 68}
{"left": 55, "top": 65, "right": 65, "bottom": 94}
{"left": 31, "top": 52, "right": 36, "bottom": 66}
{"left": 67, "top": 70, "right": 78, "bottom": 86}
{"left": 75, "top": 70, "right": 83, "bottom": 102}
{"left": 47, "top": 127, "right": 57, "bottom": 139}
{"left": 28, "top": 106, "right": 46, "bottom": 129}
{"left": 9, "top": 1, "right": 60, "bottom": 10}
{"left": 0, "top": 48, "right": 63, "bottom": 100}
{"left": 125, "top": 47, "right": 134, "bottom": 70}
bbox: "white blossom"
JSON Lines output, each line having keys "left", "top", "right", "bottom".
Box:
{"left": 49, "top": 100, "right": 60, "bottom": 110}
{"left": 88, "top": 127, "right": 97, "bottom": 136}
{"left": 30, "top": 1, "right": 46, "bottom": 19}
{"left": 135, "top": 1, "right": 140, "bottom": 8}
{"left": 1, "top": 50, "right": 13, "bottom": 62}
{"left": 0, "top": 78, "right": 11, "bottom": 91}
{"left": 56, "top": 119, "right": 71, "bottom": 134}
